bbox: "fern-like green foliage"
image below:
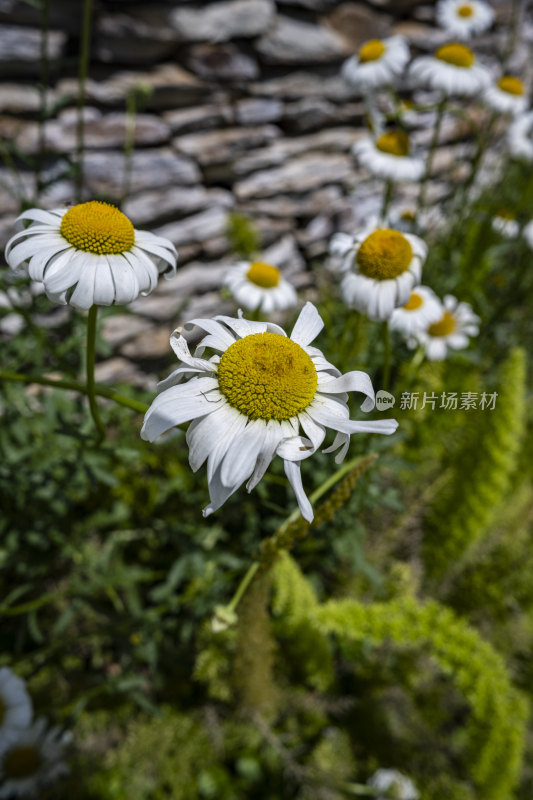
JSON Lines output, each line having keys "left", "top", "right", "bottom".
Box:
{"left": 273, "top": 555, "right": 528, "bottom": 800}
{"left": 226, "top": 213, "right": 261, "bottom": 259}
{"left": 423, "top": 348, "right": 526, "bottom": 582}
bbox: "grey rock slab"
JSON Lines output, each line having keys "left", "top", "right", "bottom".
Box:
{"left": 126, "top": 288, "right": 189, "bottom": 322}
{"left": 261, "top": 234, "right": 306, "bottom": 273}
{"left": 100, "top": 314, "right": 155, "bottom": 348}
{"left": 56, "top": 64, "right": 209, "bottom": 111}
{"left": 238, "top": 185, "right": 347, "bottom": 219}
{"left": 16, "top": 108, "right": 171, "bottom": 154}
{"left": 0, "top": 25, "right": 66, "bottom": 76}
{"left": 392, "top": 21, "right": 447, "bottom": 50}
{"left": 256, "top": 16, "right": 349, "bottom": 64}
{"left": 235, "top": 98, "right": 284, "bottom": 126}
{"left": 95, "top": 7, "right": 180, "bottom": 65}
{"left": 0, "top": 84, "right": 45, "bottom": 114}
{"left": 282, "top": 98, "right": 364, "bottom": 133}
{"left": 249, "top": 72, "right": 354, "bottom": 102}
{"left": 120, "top": 327, "right": 177, "bottom": 359}
{"left": 234, "top": 153, "right": 355, "bottom": 199}
{"left": 94, "top": 357, "right": 156, "bottom": 389}
{"left": 174, "top": 125, "right": 281, "bottom": 166}
{"left": 170, "top": 0, "right": 275, "bottom": 42}
{"left": 185, "top": 43, "right": 260, "bottom": 81}
{"left": 155, "top": 260, "right": 231, "bottom": 297}
{"left": 154, "top": 207, "right": 231, "bottom": 248}
{"left": 123, "top": 186, "right": 234, "bottom": 228}
{"left": 321, "top": 4, "right": 393, "bottom": 52}
{"left": 83, "top": 148, "right": 200, "bottom": 197}
{"left": 163, "top": 102, "right": 234, "bottom": 134}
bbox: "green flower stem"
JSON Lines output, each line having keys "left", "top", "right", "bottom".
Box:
{"left": 380, "top": 180, "right": 394, "bottom": 220}
{"left": 86, "top": 305, "right": 106, "bottom": 441}
{"left": 381, "top": 320, "right": 391, "bottom": 392}
{"left": 417, "top": 95, "right": 446, "bottom": 219}
{"left": 0, "top": 370, "right": 149, "bottom": 414}
{"left": 219, "top": 455, "right": 373, "bottom": 622}
{"left": 461, "top": 111, "right": 497, "bottom": 201}
{"left": 75, "top": 0, "right": 93, "bottom": 202}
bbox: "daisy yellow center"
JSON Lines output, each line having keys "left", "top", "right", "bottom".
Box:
{"left": 3, "top": 746, "right": 42, "bottom": 779}
{"left": 246, "top": 261, "right": 280, "bottom": 288}
{"left": 497, "top": 75, "right": 524, "bottom": 95}
{"left": 359, "top": 39, "right": 386, "bottom": 63}
{"left": 496, "top": 208, "right": 515, "bottom": 220}
{"left": 357, "top": 229, "right": 413, "bottom": 280}
{"left": 400, "top": 209, "right": 416, "bottom": 222}
{"left": 435, "top": 43, "right": 475, "bottom": 68}
{"left": 60, "top": 201, "right": 135, "bottom": 255}
{"left": 376, "top": 130, "right": 410, "bottom": 157}
{"left": 457, "top": 4, "right": 474, "bottom": 17}
{"left": 403, "top": 292, "right": 424, "bottom": 310}
{"left": 428, "top": 310, "right": 456, "bottom": 337}
{"left": 217, "top": 333, "right": 317, "bottom": 421}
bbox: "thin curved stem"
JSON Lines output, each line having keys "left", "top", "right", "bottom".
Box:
{"left": 0, "top": 370, "right": 149, "bottom": 414}
{"left": 75, "top": 0, "right": 93, "bottom": 202}
{"left": 86, "top": 306, "right": 106, "bottom": 441}
{"left": 380, "top": 180, "right": 394, "bottom": 220}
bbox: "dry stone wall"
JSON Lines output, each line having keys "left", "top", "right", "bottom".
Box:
{"left": 0, "top": 0, "right": 528, "bottom": 385}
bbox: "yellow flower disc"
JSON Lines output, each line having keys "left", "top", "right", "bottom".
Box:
{"left": 435, "top": 43, "right": 475, "bottom": 68}
{"left": 356, "top": 230, "right": 413, "bottom": 280}
{"left": 403, "top": 292, "right": 424, "bottom": 311}
{"left": 376, "top": 130, "right": 410, "bottom": 157}
{"left": 428, "top": 311, "right": 456, "bottom": 337}
{"left": 3, "top": 746, "right": 42, "bottom": 779}
{"left": 457, "top": 4, "right": 474, "bottom": 17}
{"left": 497, "top": 75, "right": 524, "bottom": 96}
{"left": 60, "top": 201, "right": 135, "bottom": 255}
{"left": 217, "top": 333, "right": 317, "bottom": 421}
{"left": 496, "top": 207, "right": 515, "bottom": 220}
{"left": 246, "top": 261, "right": 280, "bottom": 288}
{"left": 359, "top": 39, "right": 386, "bottom": 63}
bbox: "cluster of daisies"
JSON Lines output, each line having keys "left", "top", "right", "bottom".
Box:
{"left": 329, "top": 218, "right": 480, "bottom": 360}
{"left": 337, "top": 0, "right": 527, "bottom": 189}
{"left": 0, "top": 667, "right": 69, "bottom": 798}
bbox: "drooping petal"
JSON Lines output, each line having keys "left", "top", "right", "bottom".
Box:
{"left": 170, "top": 332, "right": 218, "bottom": 373}
{"left": 141, "top": 380, "right": 221, "bottom": 441}
{"left": 318, "top": 371, "right": 375, "bottom": 411}
{"left": 290, "top": 302, "right": 324, "bottom": 346}
{"left": 284, "top": 460, "right": 313, "bottom": 522}
{"left": 246, "top": 420, "right": 283, "bottom": 492}
{"left": 220, "top": 419, "right": 268, "bottom": 488}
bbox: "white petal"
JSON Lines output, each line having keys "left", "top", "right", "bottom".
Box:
{"left": 184, "top": 318, "right": 236, "bottom": 350}
{"left": 109, "top": 254, "right": 140, "bottom": 305}
{"left": 276, "top": 435, "right": 315, "bottom": 462}
{"left": 141, "top": 381, "right": 221, "bottom": 441}
{"left": 290, "top": 302, "right": 324, "bottom": 346}
{"left": 68, "top": 261, "right": 98, "bottom": 310}
{"left": 220, "top": 420, "right": 267, "bottom": 487}
{"left": 284, "top": 460, "right": 313, "bottom": 522}
{"left": 318, "top": 371, "right": 375, "bottom": 411}
{"left": 246, "top": 420, "right": 283, "bottom": 492}
{"left": 169, "top": 333, "right": 218, "bottom": 373}
{"left": 92, "top": 257, "right": 117, "bottom": 306}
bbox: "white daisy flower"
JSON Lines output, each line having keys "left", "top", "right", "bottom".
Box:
{"left": 4, "top": 201, "right": 177, "bottom": 311}
{"left": 141, "top": 303, "right": 398, "bottom": 522}
{"left": 521, "top": 219, "right": 533, "bottom": 248}
{"left": 491, "top": 210, "right": 520, "bottom": 238}
{"left": 353, "top": 130, "right": 425, "bottom": 183}
{"left": 409, "top": 43, "right": 491, "bottom": 97}
{"left": 337, "top": 222, "right": 428, "bottom": 321}
{"left": 0, "top": 669, "right": 32, "bottom": 749}
{"left": 0, "top": 718, "right": 69, "bottom": 798}
{"left": 223, "top": 260, "right": 297, "bottom": 314}
{"left": 484, "top": 75, "right": 528, "bottom": 116}
{"left": 368, "top": 768, "right": 420, "bottom": 800}
{"left": 508, "top": 111, "right": 533, "bottom": 161}
{"left": 342, "top": 36, "right": 410, "bottom": 92}
{"left": 414, "top": 294, "right": 480, "bottom": 360}
{"left": 436, "top": 0, "right": 495, "bottom": 40}
{"left": 389, "top": 286, "right": 443, "bottom": 337}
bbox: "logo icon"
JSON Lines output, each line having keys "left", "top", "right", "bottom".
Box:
{"left": 376, "top": 390, "right": 395, "bottom": 410}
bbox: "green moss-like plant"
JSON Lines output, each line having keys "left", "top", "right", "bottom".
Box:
{"left": 423, "top": 348, "right": 526, "bottom": 582}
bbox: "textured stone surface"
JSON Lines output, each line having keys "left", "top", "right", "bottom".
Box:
{"left": 174, "top": 125, "right": 281, "bottom": 166}
{"left": 170, "top": 0, "right": 275, "bottom": 42}
{"left": 234, "top": 153, "right": 356, "bottom": 199}
{"left": 101, "top": 314, "right": 155, "bottom": 348}
{"left": 0, "top": 25, "right": 66, "bottom": 76}
{"left": 0, "top": 84, "right": 44, "bottom": 114}
{"left": 95, "top": 9, "right": 179, "bottom": 64}
{"left": 322, "top": 3, "right": 393, "bottom": 51}
{"left": 83, "top": 148, "right": 200, "bottom": 197}
{"left": 163, "top": 102, "right": 234, "bottom": 134}
{"left": 154, "top": 208, "right": 231, "bottom": 249}
{"left": 185, "top": 43, "right": 260, "bottom": 81}
{"left": 256, "top": 16, "right": 349, "bottom": 64}
{"left": 123, "top": 186, "right": 234, "bottom": 227}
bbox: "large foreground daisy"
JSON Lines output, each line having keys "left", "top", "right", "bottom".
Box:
{"left": 0, "top": 718, "right": 69, "bottom": 798}
{"left": 0, "top": 668, "right": 32, "bottom": 748}
{"left": 336, "top": 223, "right": 427, "bottom": 321}
{"left": 342, "top": 36, "right": 410, "bottom": 92}
{"left": 436, "top": 0, "right": 494, "bottom": 40}
{"left": 409, "top": 43, "right": 490, "bottom": 96}
{"left": 141, "top": 303, "right": 398, "bottom": 522}
{"left": 4, "top": 202, "right": 177, "bottom": 310}
{"left": 353, "top": 130, "right": 425, "bottom": 183}
{"left": 223, "top": 260, "right": 297, "bottom": 314}
{"left": 414, "top": 294, "right": 480, "bottom": 360}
